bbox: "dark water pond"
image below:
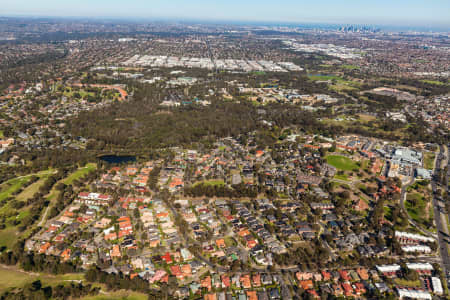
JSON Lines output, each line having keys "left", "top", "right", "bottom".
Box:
{"left": 98, "top": 155, "right": 136, "bottom": 164}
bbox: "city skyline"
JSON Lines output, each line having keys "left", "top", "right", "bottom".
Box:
{"left": 1, "top": 0, "right": 450, "bottom": 29}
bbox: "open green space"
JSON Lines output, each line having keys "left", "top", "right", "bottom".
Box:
{"left": 0, "top": 177, "right": 32, "bottom": 203}
{"left": 333, "top": 174, "right": 349, "bottom": 181}
{"left": 252, "top": 71, "right": 266, "bottom": 76}
{"left": 394, "top": 278, "right": 421, "bottom": 288}
{"left": 341, "top": 64, "right": 360, "bottom": 70}
{"left": 420, "top": 80, "right": 448, "bottom": 86}
{"left": 308, "top": 74, "right": 362, "bottom": 92}
{"left": 320, "top": 117, "right": 407, "bottom": 140}
{"left": 80, "top": 290, "right": 148, "bottom": 300}
{"left": 0, "top": 165, "right": 95, "bottom": 250}
{"left": 326, "top": 155, "right": 359, "bottom": 171}
{"left": 0, "top": 227, "right": 19, "bottom": 249}
{"left": 383, "top": 206, "right": 392, "bottom": 221}
{"left": 193, "top": 179, "right": 225, "bottom": 187}
{"left": 0, "top": 264, "right": 84, "bottom": 293}
{"left": 62, "top": 163, "right": 97, "bottom": 185}
{"left": 62, "top": 86, "right": 96, "bottom": 99}
{"left": 47, "top": 163, "right": 96, "bottom": 202}
{"left": 0, "top": 169, "right": 55, "bottom": 249}
{"left": 224, "top": 236, "right": 236, "bottom": 247}
{"left": 423, "top": 152, "right": 435, "bottom": 170}
{"left": 0, "top": 169, "right": 54, "bottom": 202}
{"left": 16, "top": 171, "right": 53, "bottom": 202}
{"left": 308, "top": 75, "right": 342, "bottom": 81}
{"left": 331, "top": 181, "right": 351, "bottom": 190}
{"left": 405, "top": 192, "right": 434, "bottom": 230}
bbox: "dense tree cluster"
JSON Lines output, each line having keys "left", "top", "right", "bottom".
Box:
{"left": 0, "top": 240, "right": 78, "bottom": 274}
{"left": 85, "top": 266, "right": 166, "bottom": 297}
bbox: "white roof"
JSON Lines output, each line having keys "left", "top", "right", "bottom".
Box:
{"left": 406, "top": 262, "right": 433, "bottom": 271}
{"left": 376, "top": 264, "right": 401, "bottom": 273}
{"left": 395, "top": 231, "right": 434, "bottom": 243}
{"left": 397, "top": 288, "right": 431, "bottom": 300}
{"left": 432, "top": 277, "right": 443, "bottom": 294}
{"left": 89, "top": 192, "right": 100, "bottom": 199}
{"left": 402, "top": 245, "right": 431, "bottom": 253}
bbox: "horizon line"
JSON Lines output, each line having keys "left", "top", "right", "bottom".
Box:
{"left": 1, "top": 14, "right": 449, "bottom": 32}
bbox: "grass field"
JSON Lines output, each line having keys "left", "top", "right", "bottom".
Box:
{"left": 326, "top": 155, "right": 359, "bottom": 171}
{"left": 193, "top": 179, "right": 225, "bottom": 187}
{"left": 0, "top": 165, "right": 96, "bottom": 250}
{"left": 394, "top": 278, "right": 421, "bottom": 288}
{"left": 0, "top": 169, "right": 54, "bottom": 203}
{"left": 62, "top": 87, "right": 96, "bottom": 99}
{"left": 0, "top": 227, "right": 19, "bottom": 249}
{"left": 0, "top": 264, "right": 145, "bottom": 299}
{"left": 308, "top": 74, "right": 362, "bottom": 91}
{"left": 383, "top": 206, "right": 392, "bottom": 222}
{"left": 0, "top": 264, "right": 83, "bottom": 292}
{"left": 341, "top": 64, "right": 360, "bottom": 70}
{"left": 423, "top": 152, "right": 435, "bottom": 170}
{"left": 80, "top": 290, "right": 148, "bottom": 300}
{"left": 308, "top": 75, "right": 342, "bottom": 81}
{"left": 420, "top": 80, "right": 447, "bottom": 86}
{"left": 16, "top": 171, "right": 54, "bottom": 202}
{"left": 0, "top": 177, "right": 32, "bottom": 203}
{"left": 62, "top": 163, "right": 97, "bottom": 185}
{"left": 0, "top": 170, "right": 54, "bottom": 249}
{"left": 47, "top": 163, "right": 97, "bottom": 201}
{"left": 331, "top": 182, "right": 350, "bottom": 190}
{"left": 405, "top": 192, "right": 433, "bottom": 230}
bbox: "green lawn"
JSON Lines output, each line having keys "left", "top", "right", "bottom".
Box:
{"left": 423, "top": 152, "right": 435, "bottom": 170}
{"left": 0, "top": 165, "right": 96, "bottom": 250}
{"left": 224, "top": 236, "right": 236, "bottom": 247}
{"left": 0, "top": 227, "right": 19, "bottom": 249}
{"left": 0, "top": 169, "right": 54, "bottom": 203}
{"left": 0, "top": 177, "right": 31, "bottom": 202}
{"left": 0, "top": 264, "right": 84, "bottom": 293}
{"left": 394, "top": 278, "right": 421, "bottom": 288}
{"left": 308, "top": 75, "right": 343, "bottom": 81}
{"left": 63, "top": 87, "right": 96, "bottom": 99}
{"left": 326, "top": 155, "right": 359, "bottom": 171}
{"left": 308, "top": 75, "right": 361, "bottom": 92}
{"left": 16, "top": 171, "right": 54, "bottom": 202}
{"left": 0, "top": 169, "right": 55, "bottom": 249}
{"left": 62, "top": 163, "right": 97, "bottom": 185}
{"left": 383, "top": 206, "right": 392, "bottom": 222}
{"left": 405, "top": 192, "right": 433, "bottom": 230}
{"left": 420, "top": 80, "right": 447, "bottom": 86}
{"left": 46, "top": 163, "right": 96, "bottom": 202}
{"left": 252, "top": 71, "right": 266, "bottom": 76}
{"left": 341, "top": 64, "right": 360, "bottom": 70}
{"left": 193, "top": 179, "right": 225, "bottom": 187}
{"left": 80, "top": 290, "right": 148, "bottom": 300}
{"left": 333, "top": 174, "right": 349, "bottom": 181}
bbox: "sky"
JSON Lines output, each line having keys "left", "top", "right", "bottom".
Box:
{"left": 1, "top": 0, "right": 450, "bottom": 28}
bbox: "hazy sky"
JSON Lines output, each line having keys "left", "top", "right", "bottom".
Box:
{"left": 1, "top": 0, "right": 450, "bottom": 27}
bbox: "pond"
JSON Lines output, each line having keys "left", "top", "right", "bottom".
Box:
{"left": 98, "top": 155, "right": 136, "bottom": 164}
